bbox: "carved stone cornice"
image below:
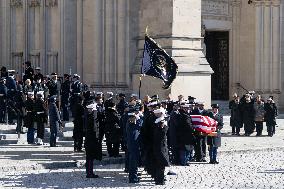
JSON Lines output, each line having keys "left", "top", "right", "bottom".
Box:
{"left": 231, "top": 0, "right": 241, "bottom": 7}
{"left": 10, "top": 0, "right": 23, "bottom": 8}
{"left": 45, "top": 0, "right": 58, "bottom": 7}
{"left": 29, "top": 0, "right": 41, "bottom": 7}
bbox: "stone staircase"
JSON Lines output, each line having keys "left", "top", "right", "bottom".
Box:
{"left": 0, "top": 122, "right": 124, "bottom": 172}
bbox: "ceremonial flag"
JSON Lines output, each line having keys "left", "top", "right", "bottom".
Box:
{"left": 141, "top": 35, "right": 178, "bottom": 89}
{"left": 190, "top": 115, "right": 217, "bottom": 134}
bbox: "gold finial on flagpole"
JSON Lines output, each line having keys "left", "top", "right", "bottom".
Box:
{"left": 145, "top": 26, "right": 149, "bottom": 36}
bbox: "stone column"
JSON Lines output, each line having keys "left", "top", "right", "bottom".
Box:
{"left": 271, "top": 0, "right": 281, "bottom": 93}
{"left": 263, "top": 1, "right": 271, "bottom": 92}
{"left": 232, "top": 0, "right": 241, "bottom": 93}
{"left": 76, "top": 0, "right": 83, "bottom": 78}
{"left": 254, "top": 1, "right": 263, "bottom": 92}
{"left": 133, "top": 0, "right": 213, "bottom": 106}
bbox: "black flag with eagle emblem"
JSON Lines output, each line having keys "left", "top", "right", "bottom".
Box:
{"left": 141, "top": 35, "right": 178, "bottom": 89}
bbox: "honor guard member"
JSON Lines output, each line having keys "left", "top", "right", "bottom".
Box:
{"left": 23, "top": 61, "right": 34, "bottom": 84}
{"left": 15, "top": 83, "right": 25, "bottom": 136}
{"left": 105, "top": 92, "right": 114, "bottom": 110}
{"left": 72, "top": 96, "right": 84, "bottom": 152}
{"left": 94, "top": 95, "right": 106, "bottom": 147}
{"left": 61, "top": 74, "right": 71, "bottom": 121}
{"left": 105, "top": 102, "right": 121, "bottom": 157}
{"left": 116, "top": 93, "right": 128, "bottom": 116}
{"left": 25, "top": 92, "right": 35, "bottom": 144}
{"left": 84, "top": 102, "right": 102, "bottom": 178}
{"left": 152, "top": 108, "right": 170, "bottom": 185}
{"left": 34, "top": 67, "right": 44, "bottom": 83}
{"left": 34, "top": 91, "right": 48, "bottom": 145}
{"left": 49, "top": 96, "right": 62, "bottom": 147}
{"left": 208, "top": 104, "right": 223, "bottom": 164}
{"left": 6, "top": 70, "right": 17, "bottom": 125}
{"left": 0, "top": 78, "right": 7, "bottom": 123}
{"left": 33, "top": 76, "right": 48, "bottom": 99}
{"left": 70, "top": 74, "right": 83, "bottom": 117}
{"left": 126, "top": 107, "right": 143, "bottom": 183}
{"left": 47, "top": 73, "right": 61, "bottom": 107}
{"left": 191, "top": 101, "right": 210, "bottom": 162}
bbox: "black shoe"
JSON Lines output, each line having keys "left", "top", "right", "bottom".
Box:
{"left": 214, "top": 161, "right": 219, "bottom": 164}
{"left": 86, "top": 174, "right": 99, "bottom": 178}
{"left": 201, "top": 159, "right": 207, "bottom": 162}
{"left": 124, "top": 168, "right": 129, "bottom": 173}
{"left": 167, "top": 171, "right": 177, "bottom": 175}
{"left": 236, "top": 133, "right": 240, "bottom": 136}
{"left": 209, "top": 161, "right": 214, "bottom": 164}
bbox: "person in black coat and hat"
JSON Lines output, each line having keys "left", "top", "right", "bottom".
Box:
{"left": 208, "top": 104, "right": 223, "bottom": 164}
{"left": 23, "top": 61, "right": 34, "bottom": 84}
{"left": 230, "top": 96, "right": 243, "bottom": 136}
{"left": 25, "top": 92, "right": 35, "bottom": 144}
{"left": 73, "top": 96, "right": 84, "bottom": 152}
{"left": 0, "top": 78, "right": 7, "bottom": 123}
{"left": 152, "top": 108, "right": 170, "bottom": 185}
{"left": 126, "top": 107, "right": 143, "bottom": 183}
{"left": 242, "top": 94, "right": 255, "bottom": 136}
{"left": 60, "top": 74, "right": 71, "bottom": 122}
{"left": 105, "top": 102, "right": 121, "bottom": 157}
{"left": 264, "top": 97, "right": 278, "bottom": 137}
{"left": 34, "top": 92, "right": 48, "bottom": 145}
{"left": 176, "top": 103, "right": 195, "bottom": 166}
{"left": 49, "top": 96, "right": 61, "bottom": 147}
{"left": 84, "top": 101, "right": 102, "bottom": 178}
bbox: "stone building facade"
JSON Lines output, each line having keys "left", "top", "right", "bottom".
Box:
{"left": 0, "top": 0, "right": 283, "bottom": 109}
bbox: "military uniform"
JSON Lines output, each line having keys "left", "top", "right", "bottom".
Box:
{"left": 264, "top": 100, "right": 278, "bottom": 137}
{"left": 34, "top": 93, "right": 48, "bottom": 145}
{"left": 72, "top": 97, "right": 84, "bottom": 151}
{"left": 61, "top": 75, "right": 71, "bottom": 121}
{"left": 126, "top": 112, "right": 143, "bottom": 183}
{"left": 23, "top": 62, "right": 34, "bottom": 84}
{"left": 25, "top": 94, "right": 35, "bottom": 144}
{"left": 70, "top": 76, "right": 83, "bottom": 117}
{"left": 15, "top": 84, "right": 25, "bottom": 134}
{"left": 6, "top": 75, "right": 17, "bottom": 124}
{"left": 0, "top": 80, "right": 7, "bottom": 123}
{"left": 84, "top": 103, "right": 102, "bottom": 178}
{"left": 49, "top": 96, "right": 61, "bottom": 147}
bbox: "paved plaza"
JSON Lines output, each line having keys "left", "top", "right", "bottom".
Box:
{"left": 0, "top": 116, "right": 284, "bottom": 189}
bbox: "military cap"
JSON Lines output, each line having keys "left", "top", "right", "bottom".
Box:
{"left": 64, "top": 74, "right": 70, "bottom": 78}
{"left": 37, "top": 91, "right": 44, "bottom": 97}
{"left": 73, "top": 74, "right": 80, "bottom": 78}
{"left": 106, "top": 92, "right": 113, "bottom": 96}
{"left": 27, "top": 92, "right": 34, "bottom": 96}
{"left": 211, "top": 104, "right": 219, "bottom": 109}
{"left": 119, "top": 93, "right": 126, "bottom": 98}
{"left": 151, "top": 94, "right": 159, "bottom": 100}
{"left": 131, "top": 93, "right": 138, "bottom": 97}
{"left": 96, "top": 92, "right": 103, "bottom": 96}
{"left": 35, "top": 67, "right": 41, "bottom": 70}
{"left": 188, "top": 96, "right": 196, "bottom": 101}
{"left": 25, "top": 61, "right": 31, "bottom": 66}
{"left": 51, "top": 72, "right": 57, "bottom": 76}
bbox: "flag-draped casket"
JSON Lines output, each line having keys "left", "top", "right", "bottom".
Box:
{"left": 190, "top": 115, "right": 217, "bottom": 134}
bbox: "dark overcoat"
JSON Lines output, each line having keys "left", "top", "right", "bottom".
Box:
{"left": 153, "top": 121, "right": 170, "bottom": 167}
{"left": 264, "top": 103, "right": 278, "bottom": 126}
{"left": 230, "top": 101, "right": 243, "bottom": 128}
{"left": 176, "top": 109, "right": 195, "bottom": 148}
{"left": 84, "top": 108, "right": 102, "bottom": 161}
{"left": 105, "top": 108, "right": 121, "bottom": 143}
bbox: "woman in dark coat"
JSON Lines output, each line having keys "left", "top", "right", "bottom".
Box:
{"left": 208, "top": 104, "right": 223, "bottom": 164}
{"left": 84, "top": 102, "right": 102, "bottom": 178}
{"left": 152, "top": 108, "right": 170, "bottom": 185}
{"left": 104, "top": 102, "right": 121, "bottom": 157}
{"left": 230, "top": 96, "right": 243, "bottom": 135}
{"left": 49, "top": 96, "right": 61, "bottom": 147}
{"left": 264, "top": 97, "right": 278, "bottom": 137}
{"left": 241, "top": 95, "right": 255, "bottom": 136}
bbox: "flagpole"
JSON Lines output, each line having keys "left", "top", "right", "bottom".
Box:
{"left": 139, "top": 26, "right": 149, "bottom": 99}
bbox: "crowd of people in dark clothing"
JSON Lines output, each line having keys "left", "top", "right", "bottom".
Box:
{"left": 0, "top": 61, "right": 279, "bottom": 185}
{"left": 229, "top": 92, "right": 278, "bottom": 137}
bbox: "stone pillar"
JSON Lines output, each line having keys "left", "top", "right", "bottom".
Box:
{"left": 263, "top": 1, "right": 271, "bottom": 92}
{"left": 76, "top": 0, "right": 83, "bottom": 78}
{"left": 132, "top": 0, "right": 213, "bottom": 106}
{"left": 255, "top": 1, "right": 262, "bottom": 92}
{"left": 232, "top": 0, "right": 241, "bottom": 93}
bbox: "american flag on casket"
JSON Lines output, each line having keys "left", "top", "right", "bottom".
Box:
{"left": 190, "top": 115, "right": 217, "bottom": 134}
